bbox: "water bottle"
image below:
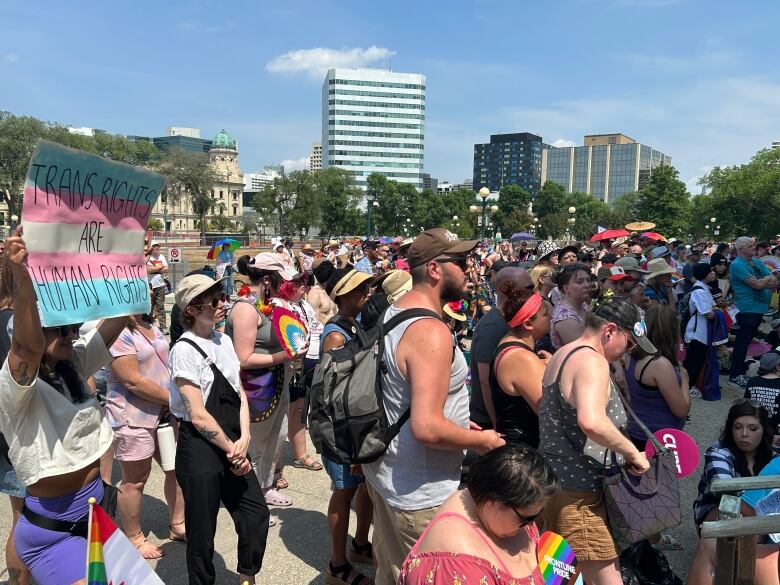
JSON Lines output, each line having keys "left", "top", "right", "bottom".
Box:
{"left": 157, "top": 422, "right": 176, "bottom": 471}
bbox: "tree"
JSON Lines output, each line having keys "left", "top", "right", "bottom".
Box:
{"left": 256, "top": 176, "right": 296, "bottom": 235}
{"left": 636, "top": 165, "right": 691, "bottom": 237}
{"left": 147, "top": 218, "right": 164, "bottom": 231}
{"left": 367, "top": 173, "right": 401, "bottom": 235}
{"left": 208, "top": 215, "right": 237, "bottom": 232}
{"left": 286, "top": 170, "right": 320, "bottom": 237}
{"left": 699, "top": 148, "right": 780, "bottom": 239}
{"left": 534, "top": 181, "right": 569, "bottom": 219}
{"left": 318, "top": 167, "right": 362, "bottom": 236}
{"left": 493, "top": 185, "right": 529, "bottom": 229}
{"left": 501, "top": 208, "right": 534, "bottom": 236}
{"left": 157, "top": 148, "right": 219, "bottom": 244}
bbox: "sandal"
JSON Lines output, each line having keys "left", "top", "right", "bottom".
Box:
{"left": 324, "top": 561, "right": 373, "bottom": 585}
{"left": 131, "top": 535, "right": 164, "bottom": 560}
{"left": 274, "top": 468, "right": 289, "bottom": 489}
{"left": 348, "top": 539, "right": 373, "bottom": 564}
{"left": 168, "top": 522, "right": 186, "bottom": 542}
{"left": 653, "top": 533, "right": 684, "bottom": 550}
{"left": 269, "top": 514, "right": 278, "bottom": 528}
{"left": 292, "top": 454, "right": 323, "bottom": 471}
{"left": 264, "top": 488, "right": 293, "bottom": 507}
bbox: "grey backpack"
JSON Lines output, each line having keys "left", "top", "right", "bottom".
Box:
{"left": 308, "top": 308, "right": 442, "bottom": 465}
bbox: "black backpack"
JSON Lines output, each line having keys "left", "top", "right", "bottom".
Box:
{"left": 307, "top": 308, "right": 443, "bottom": 465}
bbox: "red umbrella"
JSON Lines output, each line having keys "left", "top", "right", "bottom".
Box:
{"left": 590, "top": 228, "right": 630, "bottom": 242}
{"left": 641, "top": 231, "right": 668, "bottom": 242}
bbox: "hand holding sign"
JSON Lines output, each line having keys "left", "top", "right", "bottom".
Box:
{"left": 22, "top": 141, "right": 165, "bottom": 326}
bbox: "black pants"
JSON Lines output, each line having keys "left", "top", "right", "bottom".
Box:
{"left": 176, "top": 423, "right": 269, "bottom": 585}
{"left": 684, "top": 339, "right": 708, "bottom": 387}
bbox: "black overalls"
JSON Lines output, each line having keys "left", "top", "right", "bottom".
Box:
{"left": 175, "top": 337, "right": 269, "bottom": 585}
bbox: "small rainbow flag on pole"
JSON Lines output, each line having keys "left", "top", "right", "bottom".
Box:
{"left": 86, "top": 497, "right": 165, "bottom": 585}
{"left": 537, "top": 531, "right": 583, "bottom": 585}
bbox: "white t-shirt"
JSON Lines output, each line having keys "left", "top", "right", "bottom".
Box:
{"left": 168, "top": 331, "right": 241, "bottom": 421}
{"left": 685, "top": 283, "right": 714, "bottom": 345}
{"left": 0, "top": 329, "right": 114, "bottom": 486}
{"left": 147, "top": 253, "right": 168, "bottom": 289}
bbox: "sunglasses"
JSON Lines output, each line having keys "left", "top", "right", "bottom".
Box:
{"left": 512, "top": 507, "right": 542, "bottom": 528}
{"left": 192, "top": 293, "right": 228, "bottom": 309}
{"left": 45, "top": 324, "right": 82, "bottom": 337}
{"left": 435, "top": 256, "right": 468, "bottom": 271}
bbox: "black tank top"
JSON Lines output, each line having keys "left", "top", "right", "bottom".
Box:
{"left": 488, "top": 340, "right": 540, "bottom": 448}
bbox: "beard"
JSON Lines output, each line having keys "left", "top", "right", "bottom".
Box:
{"left": 441, "top": 269, "right": 468, "bottom": 303}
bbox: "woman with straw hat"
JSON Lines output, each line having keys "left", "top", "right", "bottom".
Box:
{"left": 321, "top": 268, "right": 375, "bottom": 585}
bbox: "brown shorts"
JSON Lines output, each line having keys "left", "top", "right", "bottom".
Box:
{"left": 543, "top": 488, "right": 620, "bottom": 561}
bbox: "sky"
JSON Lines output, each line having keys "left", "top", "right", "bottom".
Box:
{"left": 2, "top": 0, "right": 779, "bottom": 194}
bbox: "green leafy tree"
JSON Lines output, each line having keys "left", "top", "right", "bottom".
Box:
{"left": 501, "top": 208, "right": 534, "bottom": 236}
{"left": 538, "top": 211, "right": 569, "bottom": 240}
{"left": 494, "top": 184, "right": 530, "bottom": 231}
{"left": 208, "top": 215, "right": 237, "bottom": 232}
{"left": 636, "top": 165, "right": 691, "bottom": 237}
{"left": 286, "top": 170, "right": 321, "bottom": 237}
{"left": 699, "top": 148, "right": 780, "bottom": 239}
{"left": 157, "top": 148, "right": 219, "bottom": 244}
{"left": 147, "top": 218, "right": 164, "bottom": 231}
{"left": 367, "top": 173, "right": 402, "bottom": 235}
{"left": 534, "top": 181, "right": 569, "bottom": 219}
{"left": 611, "top": 191, "right": 641, "bottom": 227}
{"left": 318, "top": 167, "right": 362, "bottom": 236}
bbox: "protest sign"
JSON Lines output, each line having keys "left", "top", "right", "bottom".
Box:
{"left": 22, "top": 140, "right": 165, "bottom": 326}
{"left": 644, "top": 428, "right": 699, "bottom": 478}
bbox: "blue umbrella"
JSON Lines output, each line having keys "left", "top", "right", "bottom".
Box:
{"left": 510, "top": 232, "right": 536, "bottom": 241}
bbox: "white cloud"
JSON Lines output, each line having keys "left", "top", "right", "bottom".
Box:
{"left": 280, "top": 156, "right": 310, "bottom": 172}
{"left": 552, "top": 139, "right": 577, "bottom": 148}
{"left": 1, "top": 52, "right": 20, "bottom": 63}
{"left": 266, "top": 46, "right": 396, "bottom": 79}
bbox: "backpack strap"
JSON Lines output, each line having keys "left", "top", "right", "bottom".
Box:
{"left": 378, "top": 308, "right": 446, "bottom": 438}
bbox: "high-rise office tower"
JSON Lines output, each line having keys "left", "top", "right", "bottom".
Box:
{"left": 322, "top": 68, "right": 425, "bottom": 190}
{"left": 473, "top": 132, "right": 544, "bottom": 196}
{"left": 541, "top": 134, "right": 671, "bottom": 204}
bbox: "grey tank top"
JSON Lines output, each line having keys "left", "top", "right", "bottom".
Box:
{"left": 225, "top": 299, "right": 282, "bottom": 355}
{"left": 362, "top": 304, "right": 470, "bottom": 510}
{"left": 538, "top": 345, "right": 627, "bottom": 491}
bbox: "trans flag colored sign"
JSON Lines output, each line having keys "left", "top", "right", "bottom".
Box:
{"left": 22, "top": 140, "right": 165, "bottom": 326}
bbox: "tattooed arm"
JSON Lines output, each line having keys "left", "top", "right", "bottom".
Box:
{"left": 175, "top": 378, "right": 235, "bottom": 454}
{"left": 5, "top": 226, "right": 45, "bottom": 386}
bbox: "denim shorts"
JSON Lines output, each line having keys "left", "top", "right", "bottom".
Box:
{"left": 0, "top": 456, "right": 25, "bottom": 498}
{"left": 322, "top": 455, "right": 364, "bottom": 490}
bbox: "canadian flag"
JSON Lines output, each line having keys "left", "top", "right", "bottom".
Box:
{"left": 86, "top": 500, "right": 165, "bottom": 585}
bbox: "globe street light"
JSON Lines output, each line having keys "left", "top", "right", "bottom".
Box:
{"left": 567, "top": 206, "right": 577, "bottom": 241}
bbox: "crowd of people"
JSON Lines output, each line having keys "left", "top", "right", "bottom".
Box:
{"left": 0, "top": 224, "right": 779, "bottom": 585}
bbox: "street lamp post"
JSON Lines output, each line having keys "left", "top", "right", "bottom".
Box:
{"left": 478, "top": 187, "right": 490, "bottom": 240}
{"left": 10, "top": 214, "right": 18, "bottom": 232}
{"left": 366, "top": 200, "right": 380, "bottom": 237}
{"left": 567, "top": 206, "right": 577, "bottom": 241}
{"left": 709, "top": 217, "right": 716, "bottom": 240}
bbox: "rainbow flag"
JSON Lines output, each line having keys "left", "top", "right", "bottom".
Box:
{"left": 536, "top": 531, "right": 583, "bottom": 585}
{"left": 87, "top": 499, "right": 164, "bottom": 585}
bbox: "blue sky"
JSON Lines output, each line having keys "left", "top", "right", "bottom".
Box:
{"left": 2, "top": 0, "right": 779, "bottom": 193}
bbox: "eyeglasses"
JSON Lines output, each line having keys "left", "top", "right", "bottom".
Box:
{"left": 192, "top": 294, "right": 228, "bottom": 309}
{"left": 512, "top": 507, "right": 542, "bottom": 528}
{"left": 45, "top": 324, "right": 82, "bottom": 337}
{"left": 435, "top": 256, "right": 468, "bottom": 271}
{"left": 618, "top": 328, "right": 637, "bottom": 353}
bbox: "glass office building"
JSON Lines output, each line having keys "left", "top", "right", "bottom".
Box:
{"left": 541, "top": 135, "right": 671, "bottom": 204}
{"left": 322, "top": 68, "right": 425, "bottom": 190}
{"left": 473, "top": 133, "right": 544, "bottom": 196}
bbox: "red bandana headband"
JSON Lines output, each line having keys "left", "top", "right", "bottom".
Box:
{"left": 508, "top": 293, "right": 543, "bottom": 329}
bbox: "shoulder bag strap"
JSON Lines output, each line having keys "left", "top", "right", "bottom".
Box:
{"left": 611, "top": 377, "right": 667, "bottom": 455}
{"left": 176, "top": 337, "right": 219, "bottom": 377}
